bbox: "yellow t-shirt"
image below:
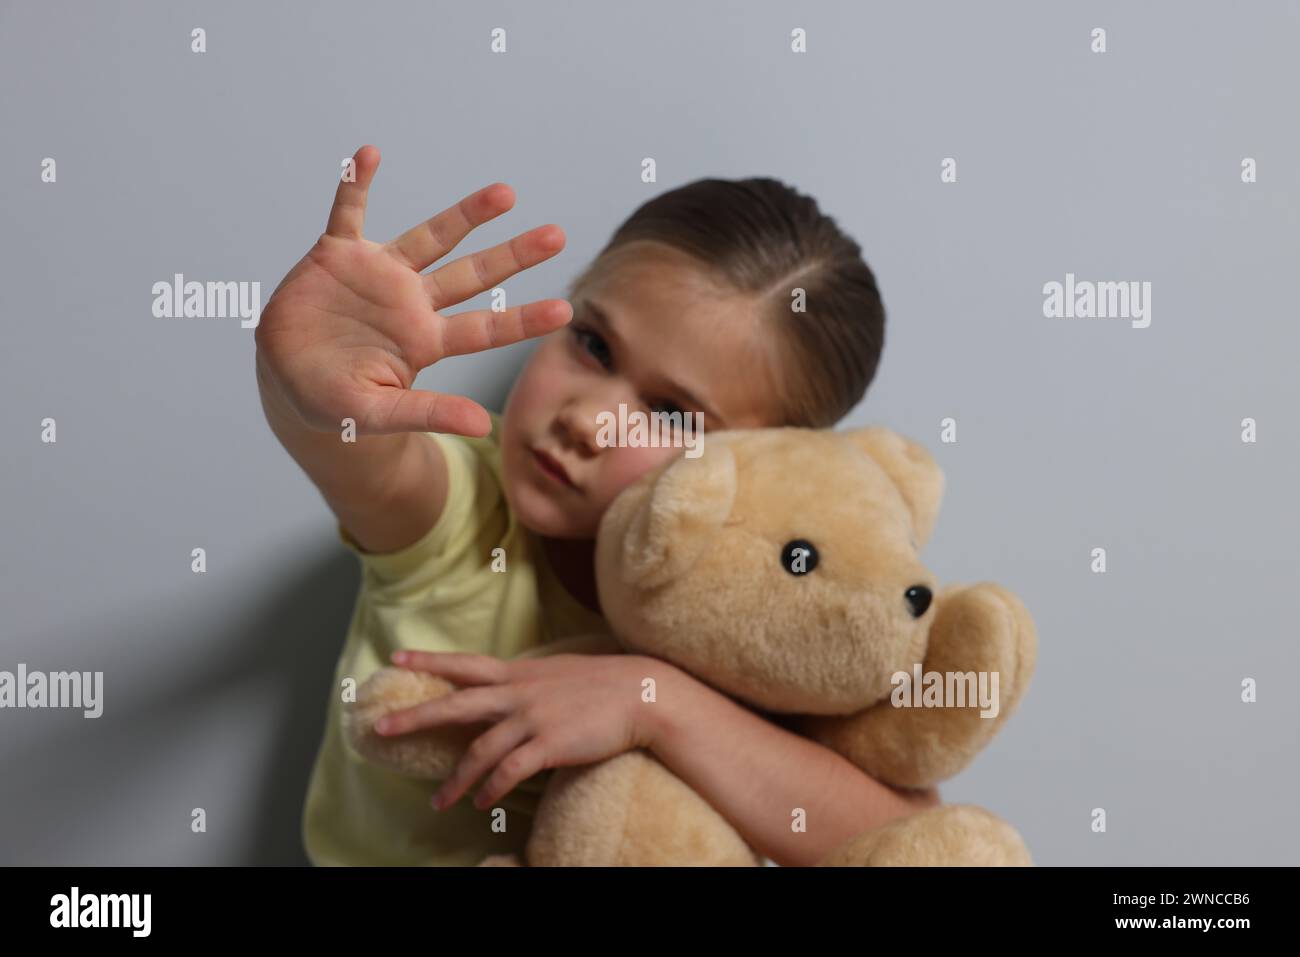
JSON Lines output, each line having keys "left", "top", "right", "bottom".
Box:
{"left": 301, "top": 412, "right": 609, "bottom": 866}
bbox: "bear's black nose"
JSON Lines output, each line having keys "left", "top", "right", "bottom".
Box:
{"left": 904, "top": 585, "right": 932, "bottom": 618}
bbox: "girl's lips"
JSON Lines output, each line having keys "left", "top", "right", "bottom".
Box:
{"left": 532, "top": 448, "right": 577, "bottom": 489}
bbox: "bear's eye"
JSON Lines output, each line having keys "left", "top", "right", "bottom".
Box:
{"left": 780, "top": 539, "right": 818, "bottom": 575}
{"left": 904, "top": 585, "right": 933, "bottom": 618}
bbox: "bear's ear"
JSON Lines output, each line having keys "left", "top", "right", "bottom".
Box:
{"left": 844, "top": 427, "right": 945, "bottom": 546}
{"left": 608, "top": 442, "right": 737, "bottom": 590}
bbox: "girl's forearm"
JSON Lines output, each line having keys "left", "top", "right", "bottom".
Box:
{"left": 644, "top": 667, "right": 938, "bottom": 867}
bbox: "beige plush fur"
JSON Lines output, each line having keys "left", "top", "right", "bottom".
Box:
{"left": 346, "top": 425, "right": 1037, "bottom": 866}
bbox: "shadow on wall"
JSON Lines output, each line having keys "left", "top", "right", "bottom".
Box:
{"left": 0, "top": 377, "right": 522, "bottom": 865}
{"left": 0, "top": 548, "right": 359, "bottom": 865}
{"left": 245, "top": 549, "right": 361, "bottom": 865}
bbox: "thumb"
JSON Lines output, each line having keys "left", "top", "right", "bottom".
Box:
{"left": 371, "top": 389, "right": 493, "bottom": 437}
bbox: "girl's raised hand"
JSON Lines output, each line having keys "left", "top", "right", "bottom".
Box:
{"left": 255, "top": 145, "right": 572, "bottom": 438}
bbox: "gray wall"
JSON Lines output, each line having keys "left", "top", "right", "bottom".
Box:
{"left": 2, "top": 0, "right": 1296, "bottom": 865}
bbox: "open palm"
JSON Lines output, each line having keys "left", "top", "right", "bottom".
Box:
{"left": 255, "top": 145, "right": 571, "bottom": 438}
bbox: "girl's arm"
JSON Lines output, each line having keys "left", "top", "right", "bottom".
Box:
{"left": 380, "top": 650, "right": 937, "bottom": 867}
{"left": 255, "top": 144, "right": 572, "bottom": 554}
{"left": 644, "top": 665, "right": 939, "bottom": 867}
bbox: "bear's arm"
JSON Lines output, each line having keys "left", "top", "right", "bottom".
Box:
{"left": 798, "top": 582, "right": 1037, "bottom": 789}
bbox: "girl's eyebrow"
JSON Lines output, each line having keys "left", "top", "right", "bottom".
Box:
{"left": 584, "top": 299, "right": 724, "bottom": 426}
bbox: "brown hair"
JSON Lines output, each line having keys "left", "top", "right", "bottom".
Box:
{"left": 565, "top": 177, "right": 886, "bottom": 428}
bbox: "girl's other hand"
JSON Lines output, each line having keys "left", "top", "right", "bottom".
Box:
{"left": 375, "top": 650, "right": 671, "bottom": 811}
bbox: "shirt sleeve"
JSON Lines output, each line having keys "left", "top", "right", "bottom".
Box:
{"left": 335, "top": 429, "right": 504, "bottom": 607}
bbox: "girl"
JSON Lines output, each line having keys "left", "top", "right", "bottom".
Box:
{"left": 257, "top": 145, "right": 937, "bottom": 867}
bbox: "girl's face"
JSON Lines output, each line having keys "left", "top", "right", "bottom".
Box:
{"left": 502, "top": 242, "right": 782, "bottom": 539}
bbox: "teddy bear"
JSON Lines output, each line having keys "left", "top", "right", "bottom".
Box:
{"left": 344, "top": 424, "right": 1038, "bottom": 866}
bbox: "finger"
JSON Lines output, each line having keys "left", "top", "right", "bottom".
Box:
{"left": 374, "top": 685, "right": 513, "bottom": 736}
{"left": 474, "top": 739, "right": 551, "bottom": 810}
{"left": 326, "top": 145, "right": 380, "bottom": 239}
{"left": 422, "top": 224, "right": 566, "bottom": 310}
{"left": 364, "top": 387, "right": 493, "bottom": 438}
{"left": 431, "top": 718, "right": 532, "bottom": 810}
{"left": 437, "top": 299, "right": 573, "bottom": 359}
{"left": 391, "top": 650, "right": 510, "bottom": 686}
{"left": 386, "top": 182, "right": 516, "bottom": 272}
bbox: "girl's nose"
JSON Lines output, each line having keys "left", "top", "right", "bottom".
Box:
{"left": 558, "top": 383, "right": 628, "bottom": 454}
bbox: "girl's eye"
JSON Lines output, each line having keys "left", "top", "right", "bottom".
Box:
{"left": 570, "top": 321, "right": 686, "bottom": 422}
{"left": 572, "top": 326, "right": 612, "bottom": 368}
